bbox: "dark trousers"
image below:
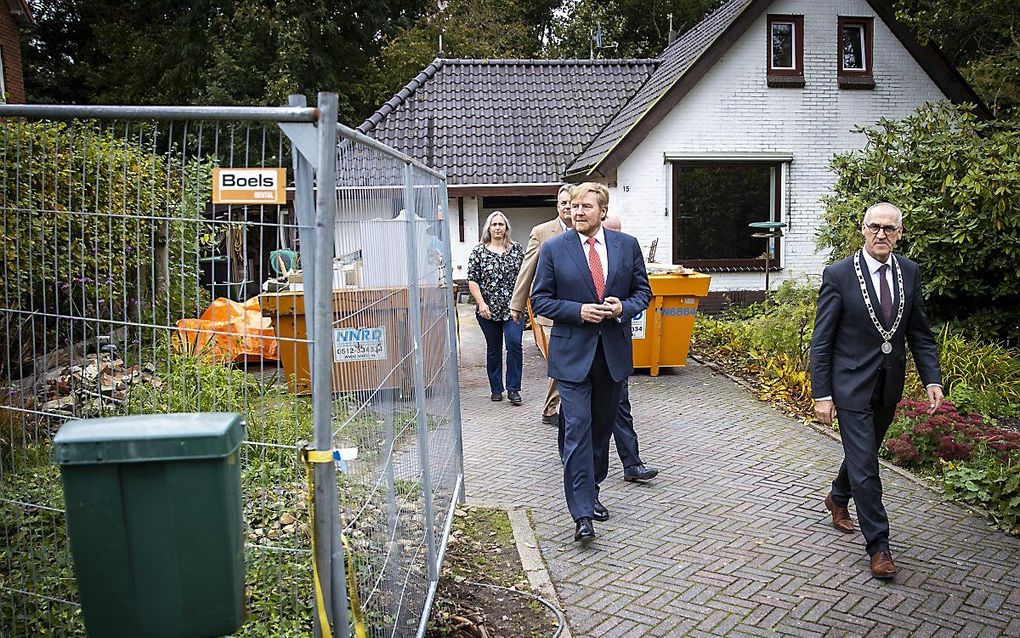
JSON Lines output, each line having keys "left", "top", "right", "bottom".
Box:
{"left": 831, "top": 372, "right": 898, "bottom": 556}
{"left": 475, "top": 314, "right": 523, "bottom": 394}
{"left": 613, "top": 382, "right": 642, "bottom": 468}
{"left": 558, "top": 341, "right": 624, "bottom": 522}
{"left": 558, "top": 379, "right": 642, "bottom": 468}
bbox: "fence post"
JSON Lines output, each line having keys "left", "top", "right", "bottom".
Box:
{"left": 436, "top": 177, "right": 467, "bottom": 504}
{"left": 311, "top": 92, "right": 350, "bottom": 638}
{"left": 287, "top": 95, "right": 317, "bottom": 342}
{"left": 402, "top": 164, "right": 440, "bottom": 585}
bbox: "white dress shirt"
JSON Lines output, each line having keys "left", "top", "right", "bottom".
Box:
{"left": 578, "top": 226, "right": 608, "bottom": 284}
{"left": 861, "top": 249, "right": 894, "bottom": 301}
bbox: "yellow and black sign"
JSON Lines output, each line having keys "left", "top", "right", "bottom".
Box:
{"left": 212, "top": 168, "right": 287, "bottom": 204}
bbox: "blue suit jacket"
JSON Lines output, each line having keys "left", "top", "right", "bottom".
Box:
{"left": 810, "top": 252, "right": 942, "bottom": 409}
{"left": 530, "top": 228, "right": 652, "bottom": 383}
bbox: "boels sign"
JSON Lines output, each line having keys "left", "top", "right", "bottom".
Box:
{"left": 212, "top": 168, "right": 287, "bottom": 204}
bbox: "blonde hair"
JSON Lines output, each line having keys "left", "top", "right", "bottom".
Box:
{"left": 570, "top": 182, "right": 610, "bottom": 217}
{"left": 481, "top": 210, "right": 512, "bottom": 244}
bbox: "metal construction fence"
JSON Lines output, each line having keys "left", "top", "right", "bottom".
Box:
{"left": 0, "top": 94, "right": 464, "bottom": 637}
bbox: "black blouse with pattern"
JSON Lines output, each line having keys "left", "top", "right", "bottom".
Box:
{"left": 467, "top": 242, "right": 524, "bottom": 322}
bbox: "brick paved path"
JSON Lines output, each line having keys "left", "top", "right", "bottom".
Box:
{"left": 455, "top": 307, "right": 1020, "bottom": 637}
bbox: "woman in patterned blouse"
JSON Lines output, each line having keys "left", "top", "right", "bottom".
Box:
{"left": 467, "top": 211, "right": 526, "bottom": 405}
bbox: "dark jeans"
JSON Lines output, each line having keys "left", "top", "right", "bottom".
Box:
{"left": 476, "top": 314, "right": 523, "bottom": 394}
{"left": 831, "top": 370, "right": 898, "bottom": 556}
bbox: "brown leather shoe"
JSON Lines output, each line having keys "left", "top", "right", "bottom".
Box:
{"left": 870, "top": 550, "right": 897, "bottom": 579}
{"left": 824, "top": 492, "right": 855, "bottom": 533}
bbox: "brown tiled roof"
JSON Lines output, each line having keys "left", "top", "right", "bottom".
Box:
{"left": 357, "top": 58, "right": 657, "bottom": 185}
{"left": 359, "top": 0, "right": 988, "bottom": 185}
{"left": 566, "top": 0, "right": 759, "bottom": 176}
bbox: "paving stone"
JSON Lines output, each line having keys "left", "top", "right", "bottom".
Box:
{"left": 455, "top": 306, "right": 1020, "bottom": 636}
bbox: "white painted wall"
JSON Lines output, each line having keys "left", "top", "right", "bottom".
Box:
{"left": 447, "top": 196, "right": 481, "bottom": 281}
{"left": 445, "top": 199, "right": 557, "bottom": 279}
{"left": 608, "top": 0, "right": 949, "bottom": 291}
{"left": 480, "top": 205, "right": 553, "bottom": 247}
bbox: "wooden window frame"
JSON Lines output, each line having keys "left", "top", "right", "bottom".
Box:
{"left": 767, "top": 15, "right": 804, "bottom": 88}
{"left": 837, "top": 17, "right": 875, "bottom": 89}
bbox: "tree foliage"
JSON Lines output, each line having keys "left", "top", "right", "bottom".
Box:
{"left": 818, "top": 101, "right": 1020, "bottom": 340}
{"left": 548, "top": 0, "right": 724, "bottom": 58}
{"left": 0, "top": 121, "right": 210, "bottom": 377}
{"left": 358, "top": 0, "right": 542, "bottom": 114}
{"left": 895, "top": 0, "right": 1020, "bottom": 115}
{"left": 21, "top": 0, "right": 431, "bottom": 124}
{"left": 20, "top": 0, "right": 725, "bottom": 123}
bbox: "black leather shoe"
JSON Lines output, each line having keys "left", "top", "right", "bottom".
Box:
{"left": 541, "top": 413, "right": 557, "bottom": 426}
{"left": 574, "top": 517, "right": 595, "bottom": 543}
{"left": 490, "top": 392, "right": 503, "bottom": 402}
{"left": 624, "top": 463, "right": 658, "bottom": 482}
{"left": 507, "top": 391, "right": 523, "bottom": 405}
{"left": 593, "top": 498, "right": 609, "bottom": 522}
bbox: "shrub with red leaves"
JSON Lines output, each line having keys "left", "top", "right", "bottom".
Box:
{"left": 881, "top": 400, "right": 1020, "bottom": 469}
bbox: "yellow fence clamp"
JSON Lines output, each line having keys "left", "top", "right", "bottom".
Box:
{"left": 302, "top": 446, "right": 368, "bottom": 638}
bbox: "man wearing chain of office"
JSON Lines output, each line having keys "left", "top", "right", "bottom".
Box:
{"left": 810, "top": 202, "right": 944, "bottom": 580}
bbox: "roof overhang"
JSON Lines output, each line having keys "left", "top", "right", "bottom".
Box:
{"left": 5, "top": 0, "right": 34, "bottom": 27}
{"left": 567, "top": 0, "right": 774, "bottom": 179}
{"left": 447, "top": 183, "right": 561, "bottom": 197}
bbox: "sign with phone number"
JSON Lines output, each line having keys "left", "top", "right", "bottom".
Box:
{"left": 333, "top": 326, "right": 387, "bottom": 362}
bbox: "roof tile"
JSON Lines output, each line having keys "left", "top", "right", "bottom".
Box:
{"left": 358, "top": 58, "right": 657, "bottom": 185}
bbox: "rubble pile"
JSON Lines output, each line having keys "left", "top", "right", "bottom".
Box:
{"left": 37, "top": 353, "right": 160, "bottom": 418}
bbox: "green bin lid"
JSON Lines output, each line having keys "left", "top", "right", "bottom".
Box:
{"left": 53, "top": 413, "right": 244, "bottom": 466}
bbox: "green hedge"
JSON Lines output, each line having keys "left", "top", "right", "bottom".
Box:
{"left": 817, "top": 101, "right": 1020, "bottom": 341}
{"left": 0, "top": 121, "right": 210, "bottom": 378}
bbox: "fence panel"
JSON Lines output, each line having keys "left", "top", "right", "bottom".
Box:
{"left": 0, "top": 102, "right": 461, "bottom": 638}
{"left": 330, "top": 129, "right": 464, "bottom": 637}
{"left": 0, "top": 110, "right": 311, "bottom": 637}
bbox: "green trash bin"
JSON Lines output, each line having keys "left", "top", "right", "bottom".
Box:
{"left": 53, "top": 413, "right": 246, "bottom": 638}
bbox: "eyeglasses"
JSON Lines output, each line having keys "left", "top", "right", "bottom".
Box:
{"left": 863, "top": 223, "right": 900, "bottom": 235}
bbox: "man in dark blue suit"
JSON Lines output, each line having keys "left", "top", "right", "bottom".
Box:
{"left": 810, "top": 202, "right": 943, "bottom": 579}
{"left": 531, "top": 183, "right": 651, "bottom": 543}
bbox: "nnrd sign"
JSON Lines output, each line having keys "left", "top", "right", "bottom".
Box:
{"left": 212, "top": 168, "right": 286, "bottom": 204}
{"left": 333, "top": 327, "right": 387, "bottom": 362}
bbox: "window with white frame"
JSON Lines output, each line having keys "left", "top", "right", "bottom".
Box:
{"left": 767, "top": 15, "right": 804, "bottom": 87}
{"left": 838, "top": 17, "right": 875, "bottom": 88}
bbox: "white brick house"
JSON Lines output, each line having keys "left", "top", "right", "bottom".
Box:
{"left": 360, "top": 0, "right": 986, "bottom": 303}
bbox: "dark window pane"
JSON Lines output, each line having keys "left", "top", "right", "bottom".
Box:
{"left": 842, "top": 25, "right": 865, "bottom": 69}
{"left": 771, "top": 23, "right": 794, "bottom": 68}
{"left": 673, "top": 164, "right": 775, "bottom": 261}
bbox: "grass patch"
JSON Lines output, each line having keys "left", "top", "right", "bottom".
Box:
{"left": 426, "top": 506, "right": 558, "bottom": 638}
